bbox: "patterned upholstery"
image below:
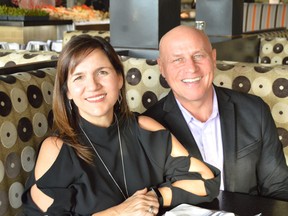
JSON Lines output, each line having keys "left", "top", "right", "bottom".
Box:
{"left": 0, "top": 68, "right": 56, "bottom": 216}
{"left": 121, "top": 56, "right": 170, "bottom": 113}
{"left": 62, "top": 30, "right": 110, "bottom": 47}
{"left": 257, "top": 29, "right": 288, "bottom": 38}
{"left": 0, "top": 50, "right": 59, "bottom": 68}
{"left": 275, "top": 3, "right": 288, "bottom": 28}
{"left": 0, "top": 58, "right": 287, "bottom": 215}
{"left": 243, "top": 3, "right": 288, "bottom": 33}
{"left": 215, "top": 60, "right": 288, "bottom": 164}
{"left": 243, "top": 3, "right": 263, "bottom": 32}
{"left": 258, "top": 37, "right": 288, "bottom": 65}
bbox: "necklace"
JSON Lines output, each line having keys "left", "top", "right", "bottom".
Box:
{"left": 79, "top": 114, "right": 129, "bottom": 200}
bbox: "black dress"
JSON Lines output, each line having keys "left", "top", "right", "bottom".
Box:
{"left": 22, "top": 114, "right": 220, "bottom": 215}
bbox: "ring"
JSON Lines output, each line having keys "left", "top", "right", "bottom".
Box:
{"left": 148, "top": 205, "right": 154, "bottom": 214}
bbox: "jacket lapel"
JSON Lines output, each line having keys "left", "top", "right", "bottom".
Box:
{"left": 162, "top": 91, "right": 203, "bottom": 159}
{"left": 215, "top": 86, "right": 236, "bottom": 191}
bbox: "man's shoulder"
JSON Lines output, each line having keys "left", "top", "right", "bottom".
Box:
{"left": 143, "top": 91, "right": 174, "bottom": 121}
{"left": 143, "top": 94, "right": 168, "bottom": 116}
{"left": 216, "top": 86, "right": 264, "bottom": 105}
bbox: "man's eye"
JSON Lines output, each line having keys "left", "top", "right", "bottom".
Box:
{"left": 193, "top": 54, "right": 205, "bottom": 61}
{"left": 173, "top": 58, "right": 184, "bottom": 63}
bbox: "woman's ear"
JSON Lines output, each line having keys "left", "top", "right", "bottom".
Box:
{"left": 66, "top": 91, "right": 72, "bottom": 100}
{"left": 118, "top": 74, "right": 124, "bottom": 90}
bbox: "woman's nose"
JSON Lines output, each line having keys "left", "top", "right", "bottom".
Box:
{"left": 87, "top": 77, "right": 101, "bottom": 90}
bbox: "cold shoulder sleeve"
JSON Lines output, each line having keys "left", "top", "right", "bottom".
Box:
{"left": 22, "top": 144, "right": 84, "bottom": 215}
{"left": 136, "top": 124, "right": 220, "bottom": 206}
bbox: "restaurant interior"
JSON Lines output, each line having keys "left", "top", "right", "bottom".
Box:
{"left": 0, "top": 0, "right": 288, "bottom": 216}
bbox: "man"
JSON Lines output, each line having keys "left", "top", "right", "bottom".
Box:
{"left": 144, "top": 25, "right": 288, "bottom": 201}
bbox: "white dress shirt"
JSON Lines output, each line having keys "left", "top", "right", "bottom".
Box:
{"left": 176, "top": 88, "right": 225, "bottom": 190}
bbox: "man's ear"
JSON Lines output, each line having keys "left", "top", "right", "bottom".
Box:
{"left": 212, "top": 49, "right": 217, "bottom": 68}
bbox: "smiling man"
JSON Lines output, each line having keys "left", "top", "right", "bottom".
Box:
{"left": 144, "top": 25, "right": 288, "bottom": 201}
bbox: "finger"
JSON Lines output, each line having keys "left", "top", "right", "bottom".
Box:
{"left": 132, "top": 188, "right": 148, "bottom": 196}
{"left": 147, "top": 205, "right": 159, "bottom": 215}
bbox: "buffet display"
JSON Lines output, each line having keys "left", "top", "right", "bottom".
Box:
{"left": 41, "top": 5, "right": 109, "bottom": 22}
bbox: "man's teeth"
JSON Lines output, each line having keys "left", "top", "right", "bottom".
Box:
{"left": 182, "top": 77, "right": 201, "bottom": 83}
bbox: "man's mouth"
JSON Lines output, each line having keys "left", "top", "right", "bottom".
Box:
{"left": 182, "top": 77, "right": 202, "bottom": 83}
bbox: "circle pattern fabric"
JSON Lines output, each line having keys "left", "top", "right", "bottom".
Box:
{"left": 215, "top": 61, "right": 288, "bottom": 153}
{"left": 259, "top": 37, "right": 288, "bottom": 65}
{"left": 121, "top": 57, "right": 170, "bottom": 113}
{"left": 0, "top": 68, "right": 55, "bottom": 216}
{"left": 0, "top": 50, "right": 59, "bottom": 68}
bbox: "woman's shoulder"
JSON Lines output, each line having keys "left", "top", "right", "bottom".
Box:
{"left": 137, "top": 115, "right": 166, "bottom": 131}
{"left": 34, "top": 136, "right": 64, "bottom": 180}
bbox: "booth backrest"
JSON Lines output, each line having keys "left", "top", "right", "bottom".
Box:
{"left": 62, "top": 30, "right": 110, "bottom": 47}
{"left": 0, "top": 67, "right": 56, "bottom": 216}
{"left": 0, "top": 57, "right": 287, "bottom": 215}
{"left": 0, "top": 50, "right": 59, "bottom": 68}
{"left": 243, "top": 3, "right": 288, "bottom": 32}
{"left": 258, "top": 37, "right": 288, "bottom": 65}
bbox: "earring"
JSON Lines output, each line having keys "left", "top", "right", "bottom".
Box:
{"left": 68, "top": 99, "right": 73, "bottom": 110}
{"left": 118, "top": 92, "right": 123, "bottom": 105}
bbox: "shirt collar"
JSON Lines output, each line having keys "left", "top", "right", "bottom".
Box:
{"left": 176, "top": 87, "right": 219, "bottom": 124}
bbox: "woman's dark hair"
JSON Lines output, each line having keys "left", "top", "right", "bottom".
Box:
{"left": 53, "top": 34, "right": 131, "bottom": 163}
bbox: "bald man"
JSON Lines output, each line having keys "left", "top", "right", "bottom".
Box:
{"left": 144, "top": 25, "right": 288, "bottom": 201}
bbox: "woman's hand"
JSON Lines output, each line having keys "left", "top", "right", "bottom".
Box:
{"left": 93, "top": 188, "right": 159, "bottom": 216}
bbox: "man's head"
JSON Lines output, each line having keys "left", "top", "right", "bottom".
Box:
{"left": 158, "top": 25, "right": 217, "bottom": 108}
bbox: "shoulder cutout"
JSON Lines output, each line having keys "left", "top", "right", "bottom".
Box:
{"left": 138, "top": 115, "right": 165, "bottom": 131}
{"left": 34, "top": 136, "right": 64, "bottom": 181}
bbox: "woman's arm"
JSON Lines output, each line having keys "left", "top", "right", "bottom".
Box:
{"left": 30, "top": 136, "right": 63, "bottom": 212}
{"left": 138, "top": 115, "right": 220, "bottom": 207}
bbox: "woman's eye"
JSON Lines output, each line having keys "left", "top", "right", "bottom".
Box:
{"left": 97, "top": 70, "right": 109, "bottom": 76}
{"left": 73, "top": 76, "right": 82, "bottom": 82}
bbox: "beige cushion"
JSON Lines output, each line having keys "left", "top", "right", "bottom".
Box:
{"left": 258, "top": 37, "right": 288, "bottom": 65}
{"left": 0, "top": 67, "right": 56, "bottom": 215}
{"left": 0, "top": 50, "right": 59, "bottom": 68}
{"left": 62, "top": 30, "right": 110, "bottom": 47}
{"left": 215, "top": 60, "right": 288, "bottom": 165}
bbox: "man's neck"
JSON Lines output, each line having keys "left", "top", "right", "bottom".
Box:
{"left": 176, "top": 89, "right": 214, "bottom": 123}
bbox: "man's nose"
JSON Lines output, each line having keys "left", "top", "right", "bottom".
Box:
{"left": 186, "top": 58, "right": 197, "bottom": 72}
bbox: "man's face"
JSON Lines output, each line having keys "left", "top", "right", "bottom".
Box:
{"left": 158, "top": 29, "right": 216, "bottom": 107}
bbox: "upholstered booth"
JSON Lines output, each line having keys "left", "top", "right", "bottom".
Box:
{"left": 243, "top": 3, "right": 288, "bottom": 33}
{"left": 0, "top": 50, "right": 59, "bottom": 68}
{"left": 0, "top": 66, "right": 56, "bottom": 216}
{"left": 1, "top": 56, "right": 288, "bottom": 216}
{"left": 62, "top": 30, "right": 110, "bottom": 47}
{"left": 258, "top": 37, "right": 288, "bottom": 65}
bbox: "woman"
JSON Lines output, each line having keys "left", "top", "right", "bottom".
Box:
{"left": 22, "top": 35, "right": 220, "bottom": 215}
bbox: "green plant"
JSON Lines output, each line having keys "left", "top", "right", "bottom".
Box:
{"left": 0, "top": 5, "right": 49, "bottom": 16}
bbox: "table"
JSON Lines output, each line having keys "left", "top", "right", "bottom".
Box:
{"left": 161, "top": 191, "right": 288, "bottom": 216}
{"left": 0, "top": 19, "right": 74, "bottom": 45}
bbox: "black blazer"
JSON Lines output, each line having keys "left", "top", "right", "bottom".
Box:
{"left": 144, "top": 86, "right": 288, "bottom": 201}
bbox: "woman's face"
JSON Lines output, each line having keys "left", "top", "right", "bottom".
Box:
{"left": 66, "top": 49, "right": 123, "bottom": 126}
